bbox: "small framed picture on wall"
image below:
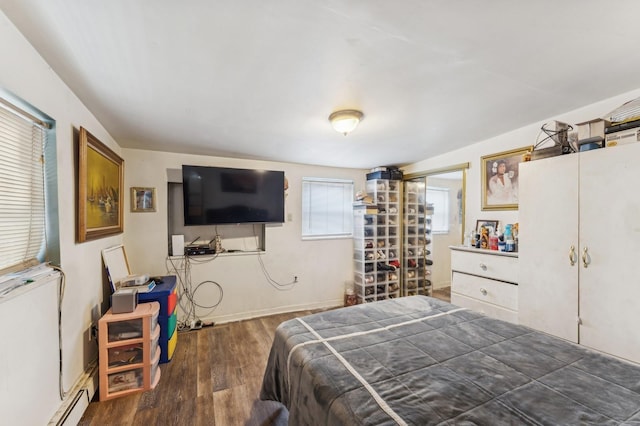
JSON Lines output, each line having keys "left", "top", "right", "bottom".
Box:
{"left": 131, "top": 187, "right": 156, "bottom": 212}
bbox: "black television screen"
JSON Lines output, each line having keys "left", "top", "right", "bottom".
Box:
{"left": 182, "top": 165, "right": 285, "bottom": 225}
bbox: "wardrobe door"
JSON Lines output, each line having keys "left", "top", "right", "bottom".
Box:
{"left": 518, "top": 154, "right": 579, "bottom": 342}
{"left": 579, "top": 142, "right": 640, "bottom": 364}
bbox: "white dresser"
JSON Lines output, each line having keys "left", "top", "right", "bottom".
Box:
{"left": 449, "top": 246, "right": 518, "bottom": 324}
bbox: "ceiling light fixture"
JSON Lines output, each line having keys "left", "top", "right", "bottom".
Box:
{"left": 329, "top": 109, "right": 364, "bottom": 136}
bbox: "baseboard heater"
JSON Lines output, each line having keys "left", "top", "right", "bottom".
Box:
{"left": 49, "top": 363, "right": 98, "bottom": 426}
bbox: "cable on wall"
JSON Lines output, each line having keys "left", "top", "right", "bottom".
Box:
{"left": 50, "top": 263, "right": 67, "bottom": 400}
{"left": 166, "top": 255, "right": 223, "bottom": 331}
{"left": 253, "top": 225, "right": 298, "bottom": 291}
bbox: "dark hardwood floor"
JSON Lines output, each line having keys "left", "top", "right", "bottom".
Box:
{"left": 80, "top": 290, "right": 452, "bottom": 425}
{"left": 432, "top": 286, "right": 451, "bottom": 303}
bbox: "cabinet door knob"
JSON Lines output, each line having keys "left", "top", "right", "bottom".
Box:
{"left": 480, "top": 287, "right": 487, "bottom": 296}
{"left": 569, "top": 245, "right": 576, "bottom": 266}
{"left": 479, "top": 263, "right": 487, "bottom": 271}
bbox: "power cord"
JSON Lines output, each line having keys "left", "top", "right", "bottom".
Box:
{"left": 253, "top": 225, "right": 298, "bottom": 291}
{"left": 166, "top": 255, "right": 223, "bottom": 332}
{"left": 50, "top": 263, "right": 67, "bottom": 400}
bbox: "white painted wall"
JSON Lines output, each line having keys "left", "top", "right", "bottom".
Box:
{"left": 404, "top": 88, "right": 640, "bottom": 241}
{"left": 122, "top": 148, "right": 366, "bottom": 323}
{"left": 0, "top": 11, "right": 123, "bottom": 423}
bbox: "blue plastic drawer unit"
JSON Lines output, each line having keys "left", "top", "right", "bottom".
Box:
{"left": 137, "top": 275, "right": 178, "bottom": 363}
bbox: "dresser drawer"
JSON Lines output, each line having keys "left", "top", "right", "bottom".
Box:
{"left": 451, "top": 271, "right": 518, "bottom": 310}
{"left": 451, "top": 249, "right": 518, "bottom": 283}
{"left": 451, "top": 292, "right": 519, "bottom": 324}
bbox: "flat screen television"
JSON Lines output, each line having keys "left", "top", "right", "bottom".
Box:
{"left": 182, "top": 165, "right": 285, "bottom": 225}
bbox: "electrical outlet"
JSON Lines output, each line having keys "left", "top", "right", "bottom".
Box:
{"left": 90, "top": 324, "right": 98, "bottom": 342}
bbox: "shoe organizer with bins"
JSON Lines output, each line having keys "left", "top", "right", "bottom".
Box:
{"left": 98, "top": 301, "right": 161, "bottom": 401}
{"left": 403, "top": 179, "right": 433, "bottom": 296}
{"left": 353, "top": 178, "right": 401, "bottom": 303}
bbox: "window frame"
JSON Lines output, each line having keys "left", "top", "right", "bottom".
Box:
{"left": 301, "top": 177, "right": 354, "bottom": 240}
{"left": 0, "top": 91, "right": 58, "bottom": 274}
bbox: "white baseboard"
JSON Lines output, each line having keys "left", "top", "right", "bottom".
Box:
{"left": 198, "top": 298, "right": 344, "bottom": 325}
{"left": 48, "top": 361, "right": 99, "bottom": 426}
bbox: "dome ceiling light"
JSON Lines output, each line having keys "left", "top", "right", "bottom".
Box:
{"left": 329, "top": 109, "right": 364, "bottom": 136}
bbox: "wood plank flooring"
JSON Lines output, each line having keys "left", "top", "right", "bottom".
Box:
{"left": 80, "top": 290, "right": 452, "bottom": 425}
{"left": 79, "top": 310, "right": 312, "bottom": 426}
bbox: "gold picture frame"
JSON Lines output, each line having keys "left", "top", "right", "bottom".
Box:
{"left": 131, "top": 187, "right": 156, "bottom": 212}
{"left": 77, "top": 127, "right": 124, "bottom": 242}
{"left": 481, "top": 146, "right": 532, "bottom": 211}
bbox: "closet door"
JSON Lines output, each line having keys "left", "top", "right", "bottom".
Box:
{"left": 518, "top": 154, "right": 579, "bottom": 342}
{"left": 579, "top": 142, "right": 640, "bottom": 364}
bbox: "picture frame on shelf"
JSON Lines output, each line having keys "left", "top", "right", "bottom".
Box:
{"left": 77, "top": 127, "right": 124, "bottom": 243}
{"left": 476, "top": 220, "right": 498, "bottom": 235}
{"left": 481, "top": 146, "right": 532, "bottom": 211}
{"left": 131, "top": 187, "right": 156, "bottom": 212}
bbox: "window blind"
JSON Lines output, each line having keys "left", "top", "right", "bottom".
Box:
{"left": 302, "top": 178, "right": 354, "bottom": 239}
{"left": 0, "top": 104, "right": 46, "bottom": 272}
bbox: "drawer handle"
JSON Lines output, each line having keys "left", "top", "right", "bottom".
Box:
{"left": 479, "top": 263, "right": 487, "bottom": 271}
{"left": 480, "top": 287, "right": 487, "bottom": 296}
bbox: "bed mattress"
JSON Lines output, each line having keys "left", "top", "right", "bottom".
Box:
{"left": 260, "top": 296, "right": 640, "bottom": 425}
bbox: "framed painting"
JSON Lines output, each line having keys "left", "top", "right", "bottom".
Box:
{"left": 481, "top": 146, "right": 532, "bottom": 211}
{"left": 77, "top": 127, "right": 124, "bottom": 242}
{"left": 131, "top": 187, "right": 156, "bottom": 212}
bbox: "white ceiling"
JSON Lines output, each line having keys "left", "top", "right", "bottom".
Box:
{"left": 3, "top": 1, "right": 640, "bottom": 169}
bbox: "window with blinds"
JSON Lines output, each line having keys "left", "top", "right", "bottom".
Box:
{"left": 302, "top": 177, "right": 354, "bottom": 239}
{"left": 0, "top": 102, "right": 47, "bottom": 272}
{"left": 427, "top": 186, "right": 450, "bottom": 234}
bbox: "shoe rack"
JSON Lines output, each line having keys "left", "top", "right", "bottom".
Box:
{"left": 403, "top": 179, "right": 433, "bottom": 296}
{"left": 353, "top": 179, "right": 401, "bottom": 303}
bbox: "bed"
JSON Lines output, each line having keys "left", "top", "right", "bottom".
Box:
{"left": 260, "top": 296, "right": 640, "bottom": 425}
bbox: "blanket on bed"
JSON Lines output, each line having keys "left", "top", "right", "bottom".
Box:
{"left": 260, "top": 296, "right": 640, "bottom": 425}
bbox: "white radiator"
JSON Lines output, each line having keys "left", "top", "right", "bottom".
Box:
{"left": 0, "top": 272, "right": 62, "bottom": 424}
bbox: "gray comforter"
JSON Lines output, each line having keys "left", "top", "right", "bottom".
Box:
{"left": 260, "top": 296, "right": 640, "bottom": 425}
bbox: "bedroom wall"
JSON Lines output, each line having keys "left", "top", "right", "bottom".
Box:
{"left": 0, "top": 10, "right": 123, "bottom": 423}
{"left": 122, "top": 148, "right": 367, "bottom": 324}
{"left": 404, "top": 87, "right": 640, "bottom": 240}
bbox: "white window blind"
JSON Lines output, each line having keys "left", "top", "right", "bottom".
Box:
{"left": 302, "top": 177, "right": 354, "bottom": 239}
{"left": 0, "top": 104, "right": 47, "bottom": 271}
{"left": 427, "top": 186, "right": 450, "bottom": 234}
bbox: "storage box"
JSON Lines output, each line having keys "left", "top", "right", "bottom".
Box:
{"left": 577, "top": 136, "right": 604, "bottom": 152}
{"left": 530, "top": 144, "right": 563, "bottom": 161}
{"left": 605, "top": 126, "right": 640, "bottom": 147}
{"left": 366, "top": 170, "right": 403, "bottom": 181}
{"left": 576, "top": 119, "right": 609, "bottom": 141}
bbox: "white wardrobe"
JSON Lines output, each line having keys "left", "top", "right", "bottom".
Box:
{"left": 519, "top": 142, "right": 640, "bottom": 365}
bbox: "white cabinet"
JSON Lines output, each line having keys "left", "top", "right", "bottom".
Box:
{"left": 450, "top": 247, "right": 519, "bottom": 324}
{"left": 518, "top": 154, "right": 579, "bottom": 342}
{"left": 519, "top": 143, "right": 640, "bottom": 364}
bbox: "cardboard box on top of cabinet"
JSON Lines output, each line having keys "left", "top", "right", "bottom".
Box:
{"left": 576, "top": 119, "right": 609, "bottom": 141}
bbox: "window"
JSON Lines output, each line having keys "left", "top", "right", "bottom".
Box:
{"left": 0, "top": 95, "right": 57, "bottom": 273}
{"left": 302, "top": 177, "right": 354, "bottom": 239}
{"left": 427, "top": 186, "right": 449, "bottom": 234}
